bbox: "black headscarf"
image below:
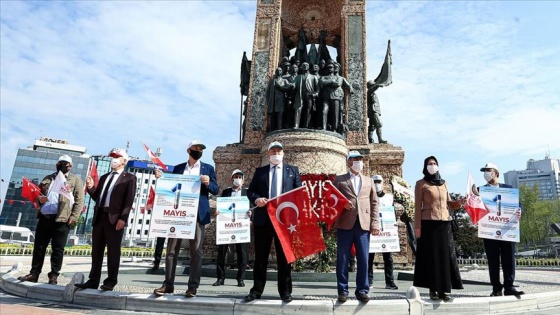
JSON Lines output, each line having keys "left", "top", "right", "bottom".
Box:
{"left": 422, "top": 155, "right": 445, "bottom": 186}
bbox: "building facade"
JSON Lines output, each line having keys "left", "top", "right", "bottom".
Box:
{"left": 0, "top": 137, "right": 90, "bottom": 230}
{"left": 504, "top": 157, "right": 560, "bottom": 200}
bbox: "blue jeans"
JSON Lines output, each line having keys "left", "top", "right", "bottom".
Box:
{"left": 336, "top": 219, "right": 370, "bottom": 296}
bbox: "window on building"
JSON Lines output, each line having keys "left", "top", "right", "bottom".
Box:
{"left": 136, "top": 229, "right": 141, "bottom": 235}
{"left": 144, "top": 230, "right": 148, "bottom": 235}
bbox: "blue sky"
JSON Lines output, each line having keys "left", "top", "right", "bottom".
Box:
{"left": 1, "top": 1, "right": 559, "bottom": 204}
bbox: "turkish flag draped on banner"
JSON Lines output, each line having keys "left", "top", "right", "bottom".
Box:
{"left": 267, "top": 186, "right": 325, "bottom": 264}
{"left": 22, "top": 177, "right": 42, "bottom": 202}
{"left": 142, "top": 143, "right": 168, "bottom": 171}
{"left": 145, "top": 186, "right": 155, "bottom": 211}
{"left": 322, "top": 181, "right": 349, "bottom": 231}
{"left": 465, "top": 173, "right": 490, "bottom": 225}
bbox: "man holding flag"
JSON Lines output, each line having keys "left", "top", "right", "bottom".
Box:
{"left": 244, "top": 141, "right": 301, "bottom": 302}
{"left": 18, "top": 155, "right": 84, "bottom": 285}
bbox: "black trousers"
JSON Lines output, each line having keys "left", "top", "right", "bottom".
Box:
{"left": 250, "top": 223, "right": 292, "bottom": 298}
{"left": 30, "top": 214, "right": 70, "bottom": 277}
{"left": 484, "top": 238, "right": 516, "bottom": 291}
{"left": 88, "top": 212, "right": 125, "bottom": 287}
{"left": 216, "top": 243, "right": 248, "bottom": 281}
{"left": 368, "top": 252, "right": 394, "bottom": 285}
{"left": 154, "top": 237, "right": 165, "bottom": 264}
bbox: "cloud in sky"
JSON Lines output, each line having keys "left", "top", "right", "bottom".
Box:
{"left": 1, "top": 1, "right": 559, "bottom": 203}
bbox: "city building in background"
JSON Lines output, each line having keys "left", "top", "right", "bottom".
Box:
{"left": 504, "top": 155, "right": 560, "bottom": 200}
{"left": 0, "top": 137, "right": 90, "bottom": 230}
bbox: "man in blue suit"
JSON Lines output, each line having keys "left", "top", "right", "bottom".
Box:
{"left": 244, "top": 141, "right": 302, "bottom": 302}
{"left": 153, "top": 140, "right": 219, "bottom": 297}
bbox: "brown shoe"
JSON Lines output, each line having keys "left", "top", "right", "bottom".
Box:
{"left": 153, "top": 285, "right": 174, "bottom": 296}
{"left": 185, "top": 288, "right": 197, "bottom": 297}
{"left": 18, "top": 274, "right": 38, "bottom": 283}
{"left": 48, "top": 274, "right": 58, "bottom": 285}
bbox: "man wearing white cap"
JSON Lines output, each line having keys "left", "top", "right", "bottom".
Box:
{"left": 213, "top": 169, "right": 249, "bottom": 287}
{"left": 245, "top": 141, "right": 301, "bottom": 302}
{"left": 153, "top": 140, "right": 219, "bottom": 297}
{"left": 480, "top": 163, "right": 524, "bottom": 297}
{"left": 333, "top": 150, "right": 380, "bottom": 303}
{"left": 18, "top": 155, "right": 84, "bottom": 285}
{"left": 76, "top": 148, "right": 136, "bottom": 291}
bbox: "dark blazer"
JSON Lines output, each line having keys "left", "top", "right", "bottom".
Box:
{"left": 248, "top": 163, "right": 301, "bottom": 226}
{"left": 173, "top": 161, "right": 219, "bottom": 225}
{"left": 89, "top": 171, "right": 137, "bottom": 226}
{"left": 221, "top": 187, "right": 248, "bottom": 197}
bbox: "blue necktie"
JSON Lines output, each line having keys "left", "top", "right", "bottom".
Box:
{"left": 270, "top": 166, "right": 277, "bottom": 198}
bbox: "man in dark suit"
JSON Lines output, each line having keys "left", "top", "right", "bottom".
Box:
{"left": 334, "top": 150, "right": 379, "bottom": 303}
{"left": 245, "top": 141, "right": 301, "bottom": 302}
{"left": 153, "top": 140, "right": 219, "bottom": 297}
{"left": 480, "top": 163, "right": 524, "bottom": 297}
{"left": 75, "top": 148, "right": 136, "bottom": 291}
{"left": 213, "top": 169, "right": 249, "bottom": 287}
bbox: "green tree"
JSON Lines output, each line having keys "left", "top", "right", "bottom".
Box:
{"left": 519, "top": 184, "right": 560, "bottom": 248}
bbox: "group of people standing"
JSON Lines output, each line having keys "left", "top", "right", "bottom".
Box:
{"left": 16, "top": 142, "right": 524, "bottom": 303}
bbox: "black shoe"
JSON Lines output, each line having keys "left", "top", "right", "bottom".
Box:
{"left": 439, "top": 293, "right": 451, "bottom": 301}
{"left": 281, "top": 294, "right": 293, "bottom": 302}
{"left": 237, "top": 280, "right": 245, "bottom": 287}
{"left": 48, "top": 274, "right": 58, "bottom": 285}
{"left": 185, "top": 288, "right": 197, "bottom": 297}
{"left": 151, "top": 262, "right": 160, "bottom": 272}
{"left": 356, "top": 293, "right": 370, "bottom": 303}
{"left": 490, "top": 290, "right": 503, "bottom": 297}
{"left": 504, "top": 288, "right": 525, "bottom": 297}
{"left": 385, "top": 283, "right": 398, "bottom": 290}
{"left": 212, "top": 279, "right": 224, "bottom": 286}
{"left": 75, "top": 281, "right": 98, "bottom": 290}
{"left": 18, "top": 273, "right": 38, "bottom": 283}
{"left": 244, "top": 292, "right": 261, "bottom": 302}
{"left": 430, "top": 290, "right": 440, "bottom": 300}
{"left": 100, "top": 284, "right": 114, "bottom": 291}
{"left": 338, "top": 294, "right": 348, "bottom": 303}
{"left": 153, "top": 285, "right": 174, "bottom": 296}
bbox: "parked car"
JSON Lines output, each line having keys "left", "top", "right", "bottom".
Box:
{"left": 0, "top": 225, "right": 35, "bottom": 246}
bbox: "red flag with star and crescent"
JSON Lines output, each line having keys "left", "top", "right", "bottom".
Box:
{"left": 22, "top": 177, "right": 42, "bottom": 203}
{"left": 142, "top": 143, "right": 168, "bottom": 171}
{"left": 465, "top": 173, "right": 490, "bottom": 225}
{"left": 322, "top": 181, "right": 350, "bottom": 231}
{"left": 267, "top": 186, "right": 325, "bottom": 264}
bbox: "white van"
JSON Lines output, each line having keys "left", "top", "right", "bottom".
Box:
{"left": 0, "top": 225, "right": 35, "bottom": 245}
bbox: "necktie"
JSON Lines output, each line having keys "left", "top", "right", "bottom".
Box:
{"left": 100, "top": 172, "right": 117, "bottom": 209}
{"left": 270, "top": 166, "right": 278, "bottom": 198}
{"left": 354, "top": 176, "right": 359, "bottom": 193}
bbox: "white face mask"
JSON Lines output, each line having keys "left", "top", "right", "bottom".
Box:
{"left": 110, "top": 158, "right": 122, "bottom": 169}
{"left": 427, "top": 164, "right": 438, "bottom": 175}
{"left": 351, "top": 161, "right": 363, "bottom": 173}
{"left": 269, "top": 154, "right": 283, "bottom": 165}
{"left": 374, "top": 183, "right": 383, "bottom": 192}
{"left": 483, "top": 171, "right": 494, "bottom": 182}
{"left": 233, "top": 178, "right": 243, "bottom": 187}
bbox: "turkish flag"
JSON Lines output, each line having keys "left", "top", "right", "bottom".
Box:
{"left": 465, "top": 173, "right": 490, "bottom": 225}
{"left": 86, "top": 158, "right": 99, "bottom": 193}
{"left": 267, "top": 186, "right": 325, "bottom": 264}
{"left": 22, "top": 177, "right": 41, "bottom": 202}
{"left": 322, "top": 181, "right": 349, "bottom": 231}
{"left": 145, "top": 186, "right": 155, "bottom": 211}
{"left": 142, "top": 143, "right": 168, "bottom": 171}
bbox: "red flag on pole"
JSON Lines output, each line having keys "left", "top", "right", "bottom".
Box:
{"left": 85, "top": 158, "right": 99, "bottom": 193}
{"left": 267, "top": 186, "right": 325, "bottom": 264}
{"left": 465, "top": 173, "right": 490, "bottom": 225}
{"left": 142, "top": 143, "right": 168, "bottom": 171}
{"left": 22, "top": 177, "right": 42, "bottom": 202}
{"left": 322, "top": 181, "right": 349, "bottom": 231}
{"left": 146, "top": 186, "right": 155, "bottom": 211}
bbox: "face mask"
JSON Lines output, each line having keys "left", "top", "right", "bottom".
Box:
{"left": 269, "top": 154, "right": 283, "bottom": 165}
{"left": 427, "top": 165, "right": 438, "bottom": 175}
{"left": 374, "top": 183, "right": 383, "bottom": 192}
{"left": 189, "top": 150, "right": 203, "bottom": 160}
{"left": 110, "top": 158, "right": 122, "bottom": 169}
{"left": 351, "top": 161, "right": 363, "bottom": 173}
{"left": 57, "top": 164, "right": 70, "bottom": 174}
{"left": 233, "top": 178, "right": 243, "bottom": 187}
{"left": 484, "top": 171, "right": 494, "bottom": 182}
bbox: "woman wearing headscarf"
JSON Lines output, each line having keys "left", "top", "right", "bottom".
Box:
{"left": 413, "top": 156, "right": 463, "bottom": 301}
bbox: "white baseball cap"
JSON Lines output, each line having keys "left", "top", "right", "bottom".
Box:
{"left": 231, "top": 169, "right": 244, "bottom": 177}
{"left": 480, "top": 162, "right": 499, "bottom": 173}
{"left": 372, "top": 175, "right": 383, "bottom": 182}
{"left": 109, "top": 148, "right": 129, "bottom": 161}
{"left": 58, "top": 155, "right": 73, "bottom": 164}
{"left": 268, "top": 141, "right": 283, "bottom": 151}
{"left": 188, "top": 140, "right": 206, "bottom": 150}
{"left": 347, "top": 150, "right": 363, "bottom": 160}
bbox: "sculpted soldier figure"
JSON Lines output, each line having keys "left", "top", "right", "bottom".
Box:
{"left": 367, "top": 81, "right": 387, "bottom": 144}
{"left": 292, "top": 62, "right": 319, "bottom": 129}
{"left": 282, "top": 64, "right": 298, "bottom": 128}
{"left": 330, "top": 62, "right": 353, "bottom": 133}
{"left": 267, "top": 67, "right": 293, "bottom": 131}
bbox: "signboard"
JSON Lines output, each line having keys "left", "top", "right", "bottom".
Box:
{"left": 215, "top": 196, "right": 251, "bottom": 245}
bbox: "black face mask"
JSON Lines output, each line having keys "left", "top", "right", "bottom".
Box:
{"left": 189, "top": 150, "right": 203, "bottom": 160}
{"left": 57, "top": 164, "right": 70, "bottom": 174}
